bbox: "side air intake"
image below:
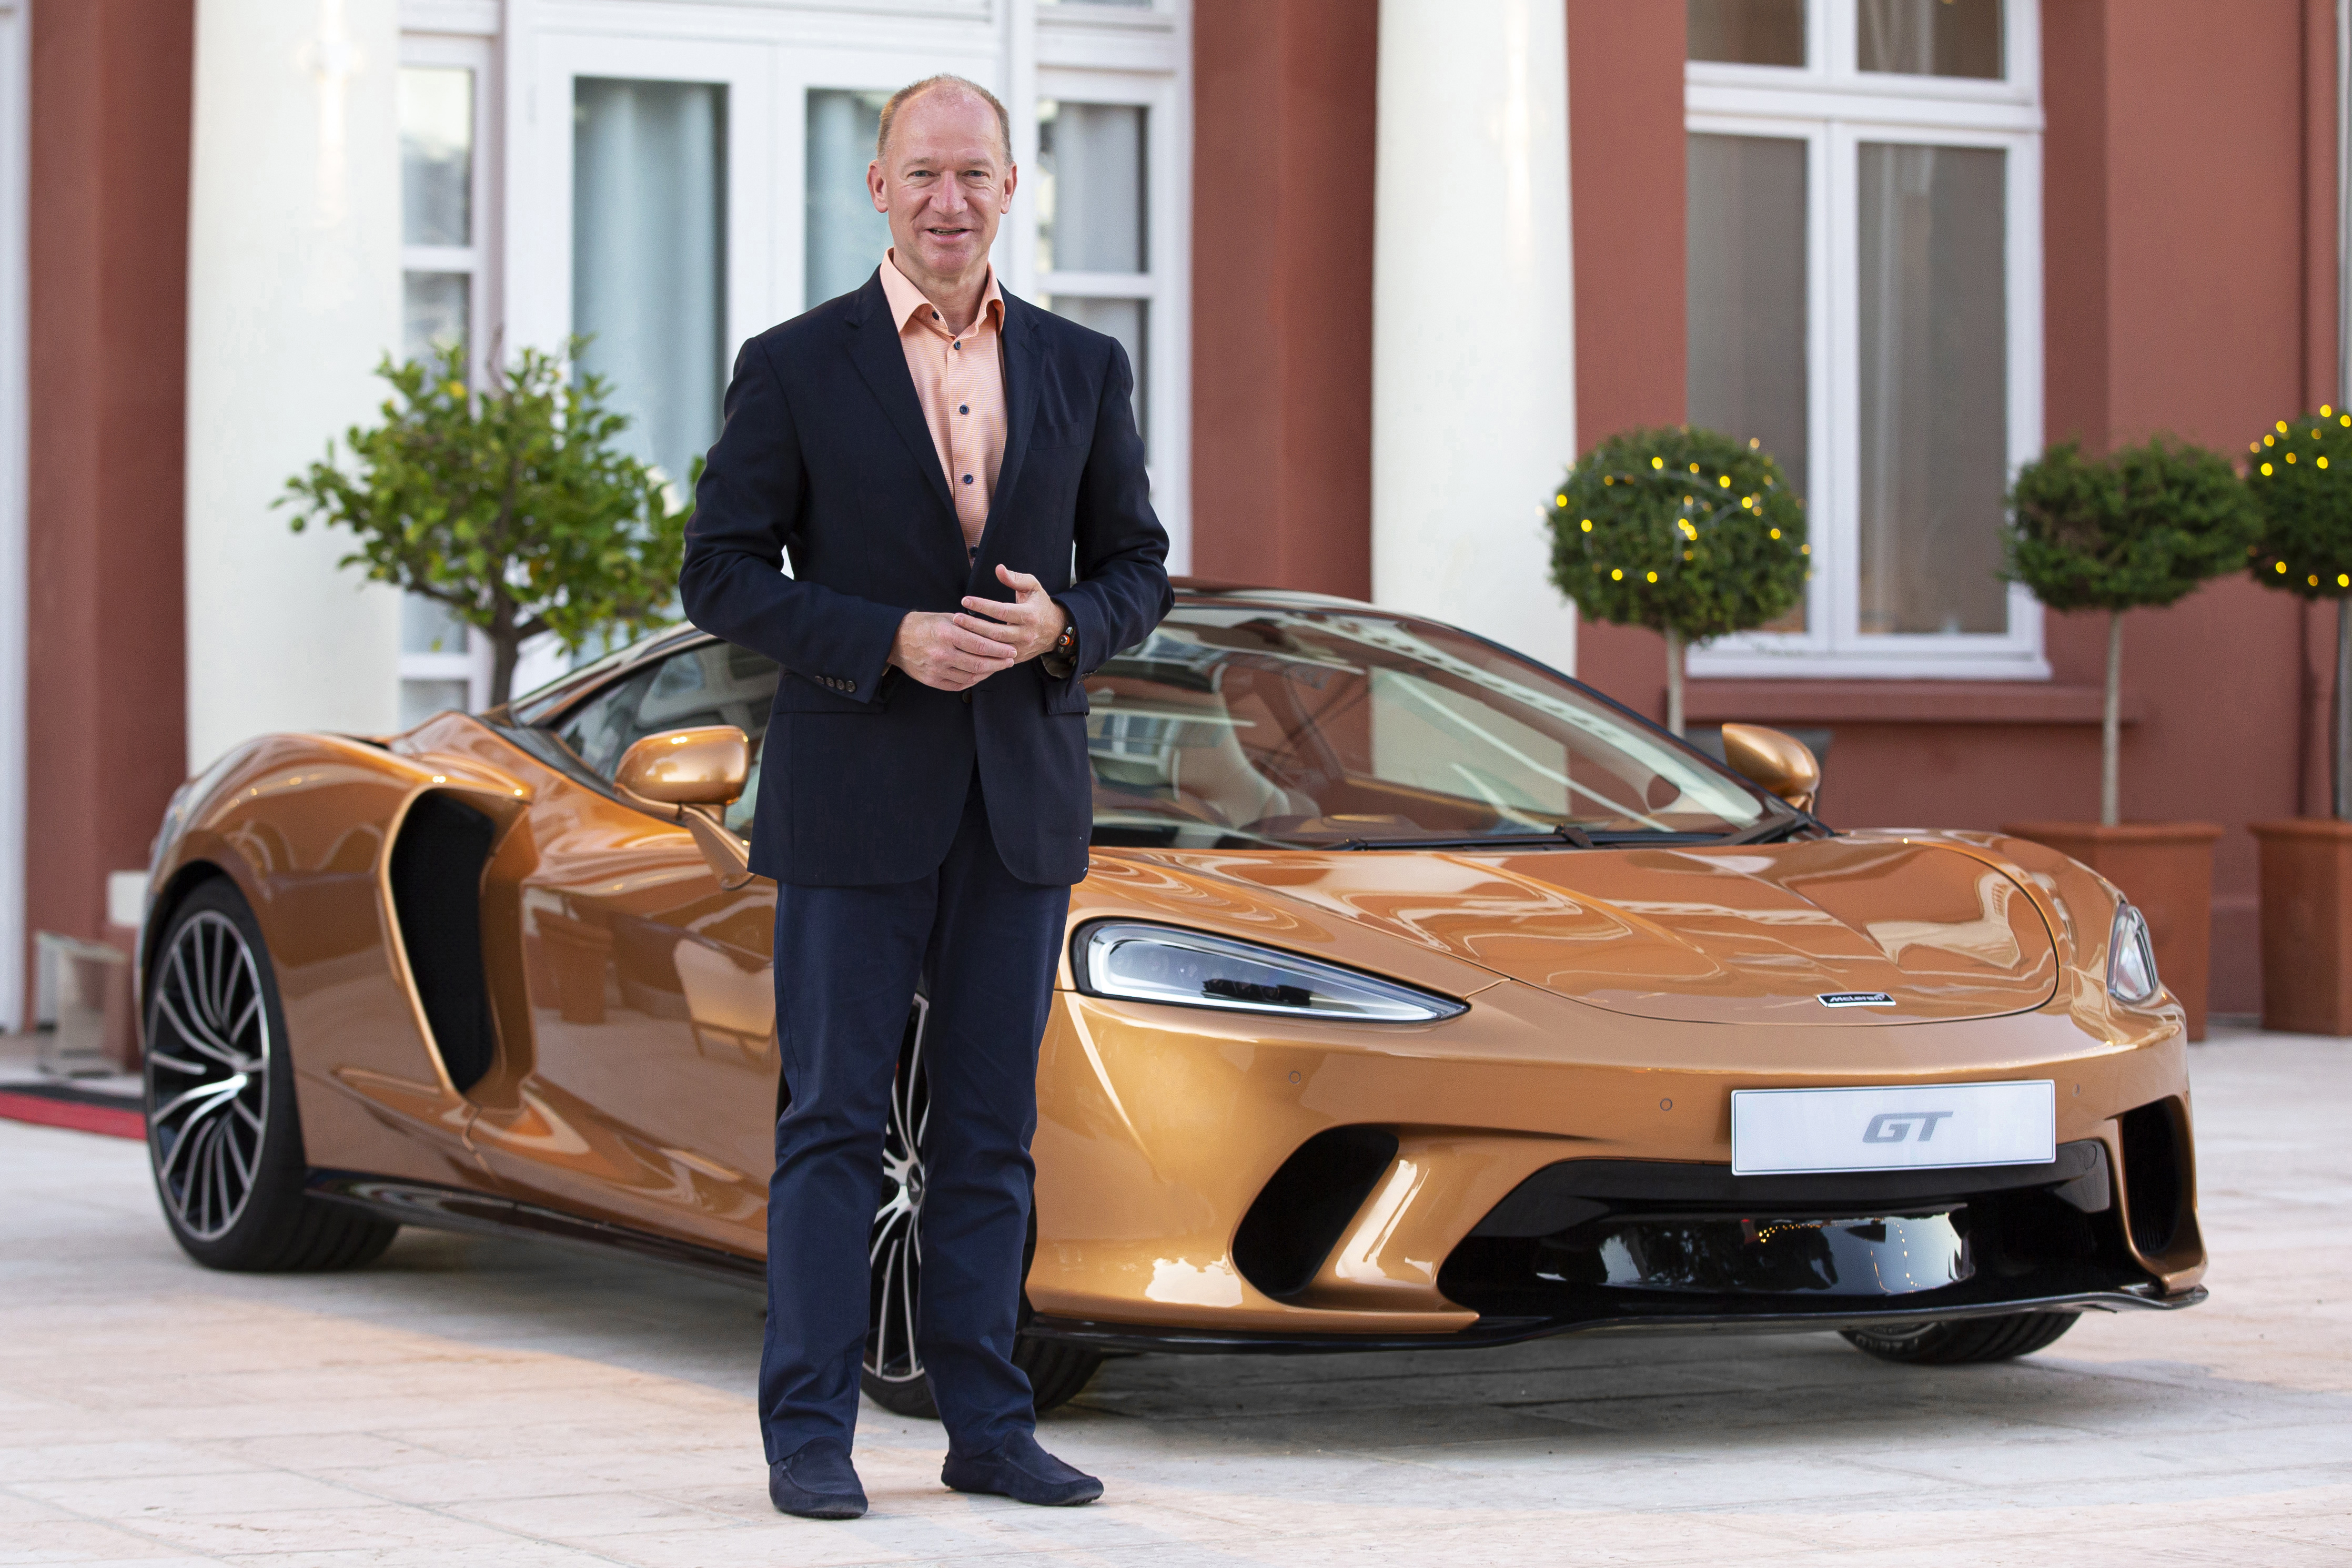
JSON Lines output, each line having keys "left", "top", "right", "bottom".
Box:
{"left": 1231, "top": 1126, "right": 1399, "bottom": 1300}
{"left": 2118, "top": 1096, "right": 2195, "bottom": 1261}
{"left": 389, "top": 792, "right": 498, "bottom": 1094}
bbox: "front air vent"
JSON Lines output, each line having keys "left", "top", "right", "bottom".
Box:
{"left": 389, "top": 792, "right": 498, "bottom": 1094}
{"left": 1231, "top": 1125, "right": 1399, "bottom": 1300}
{"left": 2118, "top": 1096, "right": 2194, "bottom": 1261}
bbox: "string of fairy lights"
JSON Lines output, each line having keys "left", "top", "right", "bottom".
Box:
{"left": 2247, "top": 405, "right": 2352, "bottom": 592}
{"left": 1551, "top": 437, "right": 1809, "bottom": 591}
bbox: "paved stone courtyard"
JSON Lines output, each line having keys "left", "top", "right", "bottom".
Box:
{"left": 1, "top": 1026, "right": 2346, "bottom": 1566}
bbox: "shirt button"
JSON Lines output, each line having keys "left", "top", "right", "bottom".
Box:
{"left": 952, "top": 340, "right": 961, "bottom": 350}
{"left": 932, "top": 310, "right": 941, "bottom": 320}
{"left": 959, "top": 404, "right": 968, "bottom": 414}
{"left": 963, "top": 473, "right": 974, "bottom": 484}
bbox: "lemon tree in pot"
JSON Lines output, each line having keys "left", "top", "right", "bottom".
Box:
{"left": 1544, "top": 426, "right": 1808, "bottom": 739}
{"left": 1999, "top": 436, "right": 2260, "bottom": 1041}
{"left": 281, "top": 338, "right": 689, "bottom": 709}
{"left": 2244, "top": 407, "right": 2352, "bottom": 1033}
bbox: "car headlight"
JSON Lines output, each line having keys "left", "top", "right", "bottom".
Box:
{"left": 2108, "top": 904, "right": 2161, "bottom": 1004}
{"left": 1073, "top": 921, "right": 1468, "bottom": 1023}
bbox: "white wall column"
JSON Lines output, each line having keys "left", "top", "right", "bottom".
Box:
{"left": 185, "top": 0, "right": 401, "bottom": 771}
{"left": 1371, "top": 0, "right": 1576, "bottom": 673}
{"left": 0, "top": 1, "right": 26, "bottom": 1027}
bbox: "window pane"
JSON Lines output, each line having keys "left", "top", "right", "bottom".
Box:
{"left": 401, "top": 593, "right": 468, "bottom": 655}
{"left": 1688, "top": 0, "right": 1805, "bottom": 66}
{"left": 1858, "top": 0, "right": 2003, "bottom": 78}
{"left": 574, "top": 78, "right": 727, "bottom": 493}
{"left": 400, "top": 67, "right": 473, "bottom": 247}
{"left": 1688, "top": 134, "right": 1808, "bottom": 633}
{"left": 1037, "top": 100, "right": 1146, "bottom": 275}
{"left": 402, "top": 271, "right": 468, "bottom": 365}
{"left": 400, "top": 679, "right": 471, "bottom": 729}
{"left": 806, "top": 88, "right": 893, "bottom": 309}
{"left": 1857, "top": 142, "right": 2007, "bottom": 636}
{"left": 1048, "top": 296, "right": 1146, "bottom": 440}
{"left": 551, "top": 642, "right": 780, "bottom": 836}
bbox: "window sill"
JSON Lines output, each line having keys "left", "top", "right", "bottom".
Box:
{"left": 1682, "top": 680, "right": 2138, "bottom": 726}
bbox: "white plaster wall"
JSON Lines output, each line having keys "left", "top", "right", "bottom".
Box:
{"left": 185, "top": 0, "right": 401, "bottom": 772}
{"left": 1371, "top": 0, "right": 1577, "bottom": 674}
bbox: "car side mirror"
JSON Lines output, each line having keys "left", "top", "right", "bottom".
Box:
{"left": 614, "top": 726, "right": 759, "bottom": 890}
{"left": 615, "top": 725, "right": 749, "bottom": 806}
{"left": 1720, "top": 723, "right": 1820, "bottom": 815}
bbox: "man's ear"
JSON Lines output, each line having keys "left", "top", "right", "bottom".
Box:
{"left": 867, "top": 159, "right": 887, "bottom": 214}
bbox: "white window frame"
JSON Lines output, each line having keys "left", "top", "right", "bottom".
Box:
{"left": 500, "top": 0, "right": 1191, "bottom": 572}
{"left": 398, "top": 26, "right": 501, "bottom": 715}
{"left": 1687, "top": 0, "right": 2047, "bottom": 680}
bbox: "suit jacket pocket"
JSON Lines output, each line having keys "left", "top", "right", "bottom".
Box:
{"left": 1041, "top": 669, "right": 1091, "bottom": 716}
{"left": 1031, "top": 418, "right": 1089, "bottom": 451}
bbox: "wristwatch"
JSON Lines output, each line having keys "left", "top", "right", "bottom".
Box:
{"left": 1042, "top": 615, "right": 1079, "bottom": 679}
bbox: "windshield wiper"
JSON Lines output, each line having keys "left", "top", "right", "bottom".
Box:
{"left": 1336, "top": 824, "right": 1594, "bottom": 852}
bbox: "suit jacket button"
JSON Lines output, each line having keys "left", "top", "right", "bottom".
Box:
{"left": 961, "top": 691, "right": 972, "bottom": 704}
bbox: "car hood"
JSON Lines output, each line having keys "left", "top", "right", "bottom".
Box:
{"left": 1198, "top": 836, "right": 2058, "bottom": 1025}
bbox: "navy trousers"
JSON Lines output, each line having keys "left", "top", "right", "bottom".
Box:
{"left": 759, "top": 772, "right": 1072, "bottom": 1460}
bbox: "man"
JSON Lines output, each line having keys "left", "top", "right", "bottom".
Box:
{"left": 678, "top": 75, "right": 1171, "bottom": 1520}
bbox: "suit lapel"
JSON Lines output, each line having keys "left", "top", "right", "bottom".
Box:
{"left": 843, "top": 272, "right": 961, "bottom": 538}
{"left": 970, "top": 292, "right": 1044, "bottom": 589}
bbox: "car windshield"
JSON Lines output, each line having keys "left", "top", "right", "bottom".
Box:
{"left": 1088, "top": 602, "right": 1775, "bottom": 848}
{"left": 511, "top": 599, "right": 1781, "bottom": 851}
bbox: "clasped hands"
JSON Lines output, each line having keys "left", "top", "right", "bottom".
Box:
{"left": 889, "top": 563, "right": 1069, "bottom": 693}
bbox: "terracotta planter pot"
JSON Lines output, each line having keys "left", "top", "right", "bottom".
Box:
{"left": 2001, "top": 821, "right": 2224, "bottom": 1041}
{"left": 2247, "top": 819, "right": 2352, "bottom": 1035}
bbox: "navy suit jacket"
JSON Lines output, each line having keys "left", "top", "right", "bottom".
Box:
{"left": 679, "top": 271, "right": 1173, "bottom": 887}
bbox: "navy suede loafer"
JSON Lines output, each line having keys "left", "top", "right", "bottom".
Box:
{"left": 941, "top": 1431, "right": 1103, "bottom": 1506}
{"left": 769, "top": 1438, "right": 867, "bottom": 1520}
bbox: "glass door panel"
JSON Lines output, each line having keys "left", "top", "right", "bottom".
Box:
{"left": 573, "top": 78, "right": 729, "bottom": 496}
{"left": 805, "top": 88, "right": 893, "bottom": 308}
{"left": 1855, "top": 140, "right": 2008, "bottom": 636}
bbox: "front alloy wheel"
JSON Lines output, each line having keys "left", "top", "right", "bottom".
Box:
{"left": 147, "top": 907, "right": 272, "bottom": 1240}
{"left": 143, "top": 877, "right": 398, "bottom": 1272}
{"left": 857, "top": 994, "right": 1105, "bottom": 1419}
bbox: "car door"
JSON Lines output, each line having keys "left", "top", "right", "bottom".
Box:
{"left": 466, "top": 640, "right": 783, "bottom": 1257}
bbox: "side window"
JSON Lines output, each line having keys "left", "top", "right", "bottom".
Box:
{"left": 550, "top": 641, "right": 779, "bottom": 835}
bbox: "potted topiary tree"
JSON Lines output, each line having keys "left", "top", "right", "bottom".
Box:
{"left": 281, "top": 338, "right": 688, "bottom": 707}
{"left": 2000, "top": 436, "right": 2261, "bottom": 1041}
{"left": 1545, "top": 425, "right": 1808, "bottom": 738}
{"left": 2244, "top": 404, "right": 2352, "bottom": 1034}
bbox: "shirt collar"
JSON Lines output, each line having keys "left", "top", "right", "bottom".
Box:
{"left": 881, "top": 249, "right": 1003, "bottom": 335}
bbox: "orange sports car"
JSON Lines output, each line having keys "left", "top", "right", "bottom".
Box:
{"left": 138, "top": 583, "right": 2203, "bottom": 1416}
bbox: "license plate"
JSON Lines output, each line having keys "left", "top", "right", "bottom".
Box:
{"left": 1730, "top": 1080, "right": 2056, "bottom": 1176}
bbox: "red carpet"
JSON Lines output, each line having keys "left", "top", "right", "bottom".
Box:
{"left": 0, "top": 1090, "right": 144, "bottom": 1139}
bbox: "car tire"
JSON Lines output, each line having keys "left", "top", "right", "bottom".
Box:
{"left": 1841, "top": 1311, "right": 2077, "bottom": 1365}
{"left": 860, "top": 995, "right": 1105, "bottom": 1420}
{"left": 144, "top": 876, "right": 399, "bottom": 1273}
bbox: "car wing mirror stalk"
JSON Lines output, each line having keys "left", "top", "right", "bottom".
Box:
{"left": 613, "top": 726, "right": 762, "bottom": 890}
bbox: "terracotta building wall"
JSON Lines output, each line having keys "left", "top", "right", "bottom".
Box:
{"left": 1566, "top": 0, "right": 1686, "bottom": 695}
{"left": 1561, "top": 0, "right": 2324, "bottom": 1016}
{"left": 25, "top": 0, "right": 194, "bottom": 979}
{"left": 1189, "top": 0, "right": 1378, "bottom": 598}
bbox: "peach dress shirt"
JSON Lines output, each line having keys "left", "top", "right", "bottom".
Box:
{"left": 878, "top": 249, "right": 1007, "bottom": 555}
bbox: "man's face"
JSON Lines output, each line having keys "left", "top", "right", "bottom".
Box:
{"left": 869, "top": 89, "right": 1015, "bottom": 284}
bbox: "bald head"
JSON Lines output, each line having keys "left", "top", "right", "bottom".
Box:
{"left": 876, "top": 75, "right": 1012, "bottom": 166}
